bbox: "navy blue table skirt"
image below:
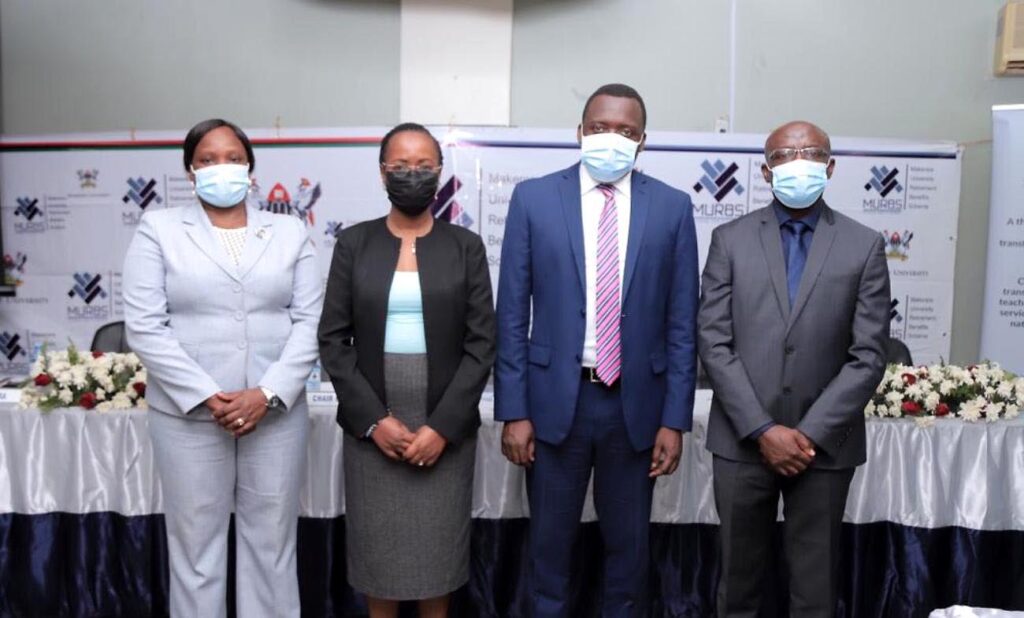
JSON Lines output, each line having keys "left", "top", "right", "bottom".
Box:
{"left": 1, "top": 513, "right": 1022, "bottom": 618}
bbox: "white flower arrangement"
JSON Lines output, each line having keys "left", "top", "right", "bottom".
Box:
{"left": 866, "top": 362, "right": 1023, "bottom": 426}
{"left": 19, "top": 343, "right": 147, "bottom": 412}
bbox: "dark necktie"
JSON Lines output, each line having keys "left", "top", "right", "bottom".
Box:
{"left": 782, "top": 220, "right": 810, "bottom": 307}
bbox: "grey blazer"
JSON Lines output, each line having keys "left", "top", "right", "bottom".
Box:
{"left": 697, "top": 200, "right": 891, "bottom": 469}
{"left": 122, "top": 202, "right": 322, "bottom": 417}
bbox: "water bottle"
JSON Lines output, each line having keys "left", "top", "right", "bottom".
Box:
{"left": 306, "top": 360, "right": 321, "bottom": 392}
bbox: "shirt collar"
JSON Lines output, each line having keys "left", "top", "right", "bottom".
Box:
{"left": 580, "top": 164, "right": 633, "bottom": 198}
{"left": 772, "top": 199, "right": 822, "bottom": 231}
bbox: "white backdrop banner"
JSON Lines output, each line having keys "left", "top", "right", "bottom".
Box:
{"left": 981, "top": 105, "right": 1024, "bottom": 374}
{"left": 0, "top": 127, "right": 961, "bottom": 378}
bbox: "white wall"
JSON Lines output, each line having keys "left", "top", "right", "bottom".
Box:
{"left": 4, "top": 0, "right": 1023, "bottom": 363}
{"left": 0, "top": 0, "right": 400, "bottom": 132}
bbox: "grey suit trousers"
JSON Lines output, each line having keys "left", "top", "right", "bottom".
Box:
{"left": 713, "top": 456, "right": 854, "bottom": 618}
{"left": 148, "top": 405, "right": 309, "bottom": 618}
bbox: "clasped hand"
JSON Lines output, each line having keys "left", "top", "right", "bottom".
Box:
{"left": 757, "top": 425, "right": 816, "bottom": 476}
{"left": 371, "top": 416, "right": 447, "bottom": 467}
{"left": 207, "top": 389, "right": 268, "bottom": 438}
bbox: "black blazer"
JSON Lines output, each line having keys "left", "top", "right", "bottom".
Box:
{"left": 318, "top": 217, "right": 496, "bottom": 443}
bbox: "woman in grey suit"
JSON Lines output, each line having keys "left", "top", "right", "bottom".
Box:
{"left": 122, "top": 119, "right": 322, "bottom": 618}
{"left": 318, "top": 123, "right": 495, "bottom": 618}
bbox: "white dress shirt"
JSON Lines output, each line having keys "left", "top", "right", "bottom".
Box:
{"left": 580, "top": 165, "right": 631, "bottom": 367}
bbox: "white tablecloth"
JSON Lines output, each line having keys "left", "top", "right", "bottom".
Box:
{"left": 930, "top": 608, "right": 1024, "bottom": 617}
{"left": 2, "top": 391, "right": 1023, "bottom": 529}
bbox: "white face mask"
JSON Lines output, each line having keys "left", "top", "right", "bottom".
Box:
{"left": 769, "top": 159, "right": 828, "bottom": 209}
{"left": 191, "top": 163, "right": 251, "bottom": 208}
{"left": 580, "top": 132, "right": 640, "bottom": 183}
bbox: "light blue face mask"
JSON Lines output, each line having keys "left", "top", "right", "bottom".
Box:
{"left": 581, "top": 132, "right": 640, "bottom": 183}
{"left": 192, "top": 163, "right": 251, "bottom": 208}
{"left": 769, "top": 159, "right": 828, "bottom": 209}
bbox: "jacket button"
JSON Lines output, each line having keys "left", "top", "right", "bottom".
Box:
{"left": 575, "top": 353, "right": 582, "bottom": 362}
{"left": 782, "top": 386, "right": 792, "bottom": 395}
{"left": 234, "top": 311, "right": 244, "bottom": 321}
{"left": 237, "top": 341, "right": 247, "bottom": 350}
{"left": 232, "top": 285, "right": 242, "bottom": 293}
{"left": 785, "top": 345, "right": 795, "bottom": 354}
{"left": 579, "top": 308, "right": 586, "bottom": 316}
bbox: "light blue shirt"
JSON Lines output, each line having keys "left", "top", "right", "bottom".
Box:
{"left": 383, "top": 271, "right": 427, "bottom": 354}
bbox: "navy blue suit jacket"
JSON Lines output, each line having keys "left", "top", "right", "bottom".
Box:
{"left": 494, "top": 164, "right": 699, "bottom": 451}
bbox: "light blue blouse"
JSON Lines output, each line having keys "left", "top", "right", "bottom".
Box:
{"left": 383, "top": 271, "right": 427, "bottom": 354}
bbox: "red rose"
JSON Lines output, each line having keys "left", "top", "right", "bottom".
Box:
{"left": 33, "top": 373, "right": 52, "bottom": 386}
{"left": 91, "top": 350, "right": 104, "bottom": 359}
{"left": 132, "top": 382, "right": 146, "bottom": 397}
{"left": 901, "top": 400, "right": 923, "bottom": 416}
{"left": 935, "top": 403, "right": 951, "bottom": 417}
{"left": 901, "top": 373, "right": 917, "bottom": 385}
{"left": 78, "top": 392, "right": 97, "bottom": 409}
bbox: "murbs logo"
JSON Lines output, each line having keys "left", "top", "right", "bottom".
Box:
{"left": 15, "top": 197, "right": 42, "bottom": 221}
{"left": 889, "top": 298, "right": 905, "bottom": 340}
{"left": 13, "top": 196, "right": 47, "bottom": 233}
{"left": 78, "top": 169, "right": 99, "bottom": 189}
{"left": 691, "top": 160, "right": 747, "bottom": 220}
{"left": 0, "top": 331, "right": 26, "bottom": 361}
{"left": 3, "top": 252, "right": 27, "bottom": 287}
{"left": 693, "top": 160, "right": 745, "bottom": 201}
{"left": 432, "top": 176, "right": 474, "bottom": 228}
{"left": 123, "top": 177, "right": 163, "bottom": 209}
{"left": 68, "top": 272, "right": 107, "bottom": 304}
{"left": 253, "top": 178, "right": 322, "bottom": 227}
{"left": 863, "top": 165, "right": 905, "bottom": 212}
{"left": 67, "top": 272, "right": 110, "bottom": 321}
{"left": 122, "top": 177, "right": 163, "bottom": 225}
{"left": 0, "top": 330, "right": 32, "bottom": 375}
{"left": 324, "top": 221, "right": 344, "bottom": 239}
{"left": 883, "top": 230, "right": 913, "bottom": 261}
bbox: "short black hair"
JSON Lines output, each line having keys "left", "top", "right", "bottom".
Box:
{"left": 183, "top": 119, "right": 255, "bottom": 172}
{"left": 379, "top": 122, "right": 443, "bottom": 166}
{"left": 581, "top": 83, "right": 647, "bottom": 130}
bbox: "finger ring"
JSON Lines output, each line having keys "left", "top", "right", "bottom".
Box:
{"left": 236, "top": 418, "right": 245, "bottom": 428}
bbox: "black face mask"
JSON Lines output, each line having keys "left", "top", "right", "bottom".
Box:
{"left": 385, "top": 170, "right": 439, "bottom": 216}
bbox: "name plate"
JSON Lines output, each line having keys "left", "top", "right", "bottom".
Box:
{"left": 0, "top": 389, "right": 22, "bottom": 404}
{"left": 307, "top": 391, "right": 338, "bottom": 406}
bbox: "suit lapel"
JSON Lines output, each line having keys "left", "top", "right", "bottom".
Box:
{"left": 182, "top": 202, "right": 241, "bottom": 282}
{"left": 622, "top": 172, "right": 649, "bottom": 302}
{"left": 758, "top": 208, "right": 790, "bottom": 320}
{"left": 787, "top": 205, "right": 838, "bottom": 333}
{"left": 237, "top": 205, "right": 274, "bottom": 279}
{"left": 558, "top": 166, "right": 586, "bottom": 295}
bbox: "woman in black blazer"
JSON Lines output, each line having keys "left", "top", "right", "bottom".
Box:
{"left": 318, "top": 123, "right": 495, "bottom": 617}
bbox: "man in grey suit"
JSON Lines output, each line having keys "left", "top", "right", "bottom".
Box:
{"left": 698, "top": 121, "right": 890, "bottom": 617}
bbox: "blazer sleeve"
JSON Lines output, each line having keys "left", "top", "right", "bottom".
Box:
{"left": 697, "top": 226, "right": 776, "bottom": 437}
{"left": 797, "top": 234, "right": 890, "bottom": 454}
{"left": 318, "top": 231, "right": 389, "bottom": 435}
{"left": 257, "top": 221, "right": 323, "bottom": 410}
{"left": 426, "top": 234, "right": 496, "bottom": 443}
{"left": 661, "top": 194, "right": 699, "bottom": 431}
{"left": 493, "top": 186, "right": 531, "bottom": 422}
{"left": 122, "top": 215, "right": 221, "bottom": 414}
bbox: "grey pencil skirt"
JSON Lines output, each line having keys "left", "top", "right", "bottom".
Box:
{"left": 343, "top": 353, "right": 477, "bottom": 600}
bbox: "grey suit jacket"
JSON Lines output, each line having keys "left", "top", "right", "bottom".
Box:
{"left": 122, "top": 202, "right": 323, "bottom": 418}
{"left": 697, "top": 200, "right": 890, "bottom": 469}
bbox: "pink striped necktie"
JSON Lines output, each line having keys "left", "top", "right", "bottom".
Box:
{"left": 595, "top": 184, "right": 622, "bottom": 386}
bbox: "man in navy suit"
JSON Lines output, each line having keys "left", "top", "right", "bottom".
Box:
{"left": 495, "top": 83, "right": 699, "bottom": 617}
